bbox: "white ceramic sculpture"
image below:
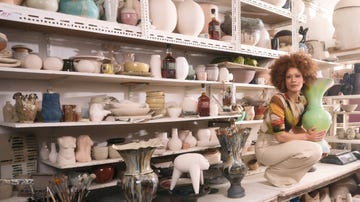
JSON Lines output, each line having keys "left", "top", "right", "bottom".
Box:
{"left": 175, "top": 57, "right": 189, "bottom": 80}
{"left": 196, "top": 128, "right": 211, "bottom": 147}
{"left": 170, "top": 153, "right": 210, "bottom": 194}
{"left": 183, "top": 131, "right": 197, "bottom": 149}
{"left": 89, "top": 103, "right": 111, "bottom": 122}
{"left": 75, "top": 135, "right": 93, "bottom": 162}
{"left": 57, "top": 136, "right": 76, "bottom": 166}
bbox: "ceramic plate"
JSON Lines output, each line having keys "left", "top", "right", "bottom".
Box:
{"left": 117, "top": 71, "right": 153, "bottom": 77}
{"left": 70, "top": 55, "right": 111, "bottom": 62}
{"left": 217, "top": 61, "right": 265, "bottom": 71}
{"left": 110, "top": 107, "right": 151, "bottom": 116}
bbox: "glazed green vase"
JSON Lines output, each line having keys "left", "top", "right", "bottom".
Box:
{"left": 302, "top": 78, "right": 334, "bottom": 153}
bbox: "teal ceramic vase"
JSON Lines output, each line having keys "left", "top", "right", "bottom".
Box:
{"left": 216, "top": 126, "right": 251, "bottom": 198}
{"left": 302, "top": 78, "right": 334, "bottom": 153}
{"left": 59, "top": 0, "right": 100, "bottom": 19}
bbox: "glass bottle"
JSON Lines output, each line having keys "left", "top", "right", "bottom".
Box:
{"left": 197, "top": 84, "right": 210, "bottom": 116}
{"left": 208, "top": 8, "right": 220, "bottom": 40}
{"left": 162, "top": 44, "right": 176, "bottom": 78}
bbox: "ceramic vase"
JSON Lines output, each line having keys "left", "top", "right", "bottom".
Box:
{"left": 175, "top": 57, "right": 189, "bottom": 80}
{"left": 104, "top": 0, "right": 119, "bottom": 22}
{"left": 150, "top": 54, "right": 162, "bottom": 78}
{"left": 59, "top": 0, "right": 100, "bottom": 19}
{"left": 113, "top": 139, "right": 161, "bottom": 202}
{"left": 120, "top": 0, "right": 138, "bottom": 25}
{"left": 333, "top": 0, "right": 360, "bottom": 49}
{"left": 40, "top": 142, "right": 50, "bottom": 160}
{"left": 302, "top": 78, "right": 334, "bottom": 154}
{"left": 49, "top": 142, "right": 58, "bottom": 163}
{"left": 168, "top": 128, "right": 182, "bottom": 151}
{"left": 41, "top": 92, "right": 62, "bottom": 123}
{"left": 13, "top": 92, "right": 38, "bottom": 123}
{"left": 183, "top": 131, "right": 197, "bottom": 149}
{"left": 175, "top": 0, "right": 205, "bottom": 36}
{"left": 2, "top": 101, "right": 16, "bottom": 122}
{"left": 26, "top": 0, "right": 59, "bottom": 12}
{"left": 216, "top": 126, "right": 251, "bottom": 198}
{"left": 149, "top": 0, "right": 177, "bottom": 33}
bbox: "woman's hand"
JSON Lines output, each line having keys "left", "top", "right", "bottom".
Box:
{"left": 306, "top": 127, "right": 327, "bottom": 142}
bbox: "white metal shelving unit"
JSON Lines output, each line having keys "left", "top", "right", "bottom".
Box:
{"left": 0, "top": 0, "right": 306, "bottom": 192}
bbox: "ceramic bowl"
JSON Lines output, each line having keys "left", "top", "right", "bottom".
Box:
{"left": 124, "top": 61, "right": 150, "bottom": 73}
{"left": 92, "top": 146, "right": 109, "bottom": 160}
{"left": 73, "top": 59, "right": 102, "bottom": 73}
{"left": 228, "top": 68, "right": 256, "bottom": 83}
{"left": 93, "top": 165, "right": 115, "bottom": 183}
{"left": 167, "top": 107, "right": 182, "bottom": 118}
{"left": 341, "top": 104, "right": 358, "bottom": 112}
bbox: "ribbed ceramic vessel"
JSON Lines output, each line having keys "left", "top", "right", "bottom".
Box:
{"left": 302, "top": 78, "right": 334, "bottom": 153}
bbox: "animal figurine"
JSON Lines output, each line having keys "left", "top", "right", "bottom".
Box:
{"left": 75, "top": 135, "right": 93, "bottom": 162}
{"left": 57, "top": 136, "right": 76, "bottom": 166}
{"left": 170, "top": 153, "right": 210, "bottom": 194}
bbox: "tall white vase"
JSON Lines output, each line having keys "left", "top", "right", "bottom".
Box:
{"left": 175, "top": 0, "right": 205, "bottom": 36}
{"left": 149, "top": 0, "right": 177, "bottom": 33}
{"left": 150, "top": 54, "right": 162, "bottom": 78}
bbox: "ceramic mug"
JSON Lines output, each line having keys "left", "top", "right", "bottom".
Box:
{"left": 101, "top": 63, "right": 113, "bottom": 74}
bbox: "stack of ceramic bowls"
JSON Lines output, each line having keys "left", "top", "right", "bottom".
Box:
{"left": 146, "top": 91, "right": 165, "bottom": 115}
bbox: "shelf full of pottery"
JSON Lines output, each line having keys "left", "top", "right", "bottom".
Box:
{"left": 39, "top": 127, "right": 223, "bottom": 170}
{"left": 0, "top": 0, "right": 302, "bottom": 59}
{"left": 324, "top": 94, "right": 360, "bottom": 138}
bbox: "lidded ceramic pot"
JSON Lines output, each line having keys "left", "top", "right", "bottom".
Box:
{"left": 333, "top": 0, "right": 360, "bottom": 49}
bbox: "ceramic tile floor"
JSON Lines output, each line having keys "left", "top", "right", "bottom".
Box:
{"left": 199, "top": 161, "right": 360, "bottom": 202}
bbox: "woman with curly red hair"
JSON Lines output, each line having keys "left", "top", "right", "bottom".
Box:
{"left": 255, "top": 51, "right": 327, "bottom": 187}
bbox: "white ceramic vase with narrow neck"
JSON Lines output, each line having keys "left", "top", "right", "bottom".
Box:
{"left": 168, "top": 128, "right": 182, "bottom": 151}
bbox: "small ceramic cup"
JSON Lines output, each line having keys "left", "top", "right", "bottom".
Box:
{"left": 93, "top": 146, "right": 109, "bottom": 160}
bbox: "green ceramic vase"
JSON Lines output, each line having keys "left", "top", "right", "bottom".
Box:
{"left": 302, "top": 78, "right": 334, "bottom": 153}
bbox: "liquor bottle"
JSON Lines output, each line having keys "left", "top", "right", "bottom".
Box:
{"left": 197, "top": 84, "right": 210, "bottom": 116}
{"left": 208, "top": 8, "right": 220, "bottom": 40}
{"left": 161, "top": 44, "right": 176, "bottom": 78}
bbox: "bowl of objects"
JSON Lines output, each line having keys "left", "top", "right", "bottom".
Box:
{"left": 228, "top": 68, "right": 256, "bottom": 83}
{"left": 340, "top": 104, "right": 358, "bottom": 112}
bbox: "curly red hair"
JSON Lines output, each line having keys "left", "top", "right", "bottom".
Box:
{"left": 270, "top": 51, "right": 318, "bottom": 93}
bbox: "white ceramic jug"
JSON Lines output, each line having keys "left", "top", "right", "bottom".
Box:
{"left": 150, "top": 54, "right": 162, "bottom": 78}
{"left": 175, "top": 57, "right": 189, "bottom": 80}
{"left": 219, "top": 67, "right": 230, "bottom": 82}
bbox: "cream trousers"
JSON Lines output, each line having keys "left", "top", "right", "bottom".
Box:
{"left": 256, "top": 133, "right": 322, "bottom": 187}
